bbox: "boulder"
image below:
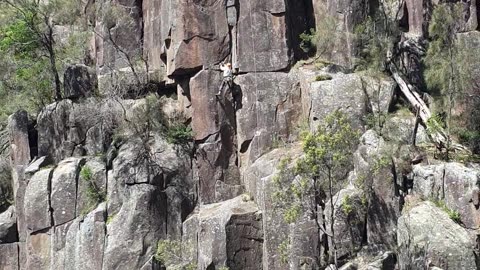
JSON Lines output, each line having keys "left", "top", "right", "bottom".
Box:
{"left": 52, "top": 203, "right": 106, "bottom": 270}
{"left": 103, "top": 185, "right": 166, "bottom": 270}
{"left": 107, "top": 133, "right": 194, "bottom": 237}
{"left": 0, "top": 243, "right": 19, "bottom": 270}
{"left": 64, "top": 64, "right": 97, "bottom": 99}
{"left": 24, "top": 168, "right": 53, "bottom": 232}
{"left": 397, "top": 202, "right": 477, "bottom": 270}
{"left": 51, "top": 157, "right": 84, "bottom": 225}
{"left": 411, "top": 162, "right": 480, "bottom": 228}
{"left": 0, "top": 206, "right": 17, "bottom": 243}
{"left": 324, "top": 186, "right": 367, "bottom": 261}
{"left": 183, "top": 196, "right": 262, "bottom": 270}
{"left": 37, "top": 98, "right": 136, "bottom": 163}
{"left": 381, "top": 112, "right": 429, "bottom": 145}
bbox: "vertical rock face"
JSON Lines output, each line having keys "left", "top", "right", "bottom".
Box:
{"left": 24, "top": 169, "right": 52, "bottom": 233}
{"left": 190, "top": 70, "right": 242, "bottom": 204}
{"left": 0, "top": 243, "right": 19, "bottom": 270}
{"left": 95, "top": 0, "right": 143, "bottom": 75}
{"left": 7, "top": 111, "right": 31, "bottom": 242}
{"left": 0, "top": 206, "right": 17, "bottom": 243}
{"left": 183, "top": 196, "right": 262, "bottom": 270}
{"left": 237, "top": 0, "right": 290, "bottom": 72}
{"left": 235, "top": 72, "right": 302, "bottom": 169}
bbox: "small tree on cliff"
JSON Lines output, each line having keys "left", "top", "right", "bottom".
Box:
{"left": 273, "top": 111, "right": 359, "bottom": 267}
{"left": 0, "top": 0, "right": 84, "bottom": 101}
{"left": 423, "top": 3, "right": 476, "bottom": 158}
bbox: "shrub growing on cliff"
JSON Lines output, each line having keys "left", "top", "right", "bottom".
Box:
{"left": 155, "top": 239, "right": 196, "bottom": 270}
{"left": 80, "top": 165, "right": 106, "bottom": 215}
{"left": 0, "top": 158, "right": 12, "bottom": 211}
{"left": 273, "top": 111, "right": 359, "bottom": 267}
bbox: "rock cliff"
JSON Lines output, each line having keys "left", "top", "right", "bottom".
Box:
{"left": 0, "top": 0, "right": 480, "bottom": 270}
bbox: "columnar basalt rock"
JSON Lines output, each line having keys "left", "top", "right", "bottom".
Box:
{"left": 190, "top": 70, "right": 242, "bottom": 204}
{"left": 182, "top": 196, "right": 262, "bottom": 270}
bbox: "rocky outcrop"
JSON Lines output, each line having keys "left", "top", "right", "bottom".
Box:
{"left": 24, "top": 168, "right": 52, "bottom": 233}
{"left": 353, "top": 130, "right": 399, "bottom": 250}
{"left": 183, "top": 195, "right": 262, "bottom": 270}
{"left": 0, "top": 206, "right": 17, "bottom": 243}
{"left": 63, "top": 64, "right": 97, "bottom": 99}
{"left": 298, "top": 68, "right": 395, "bottom": 131}
{"left": 325, "top": 186, "right": 367, "bottom": 261}
{"left": 0, "top": 243, "right": 19, "bottom": 270}
{"left": 397, "top": 201, "right": 477, "bottom": 270}
{"left": 411, "top": 162, "right": 480, "bottom": 228}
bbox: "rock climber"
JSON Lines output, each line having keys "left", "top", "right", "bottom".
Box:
{"left": 216, "top": 62, "right": 233, "bottom": 96}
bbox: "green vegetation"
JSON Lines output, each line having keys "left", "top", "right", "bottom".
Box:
{"left": 433, "top": 199, "right": 462, "bottom": 224}
{"left": 341, "top": 195, "right": 353, "bottom": 216}
{"left": 155, "top": 239, "right": 196, "bottom": 270}
{"left": 0, "top": 160, "right": 12, "bottom": 211}
{"left": 165, "top": 123, "right": 194, "bottom": 145}
{"left": 80, "top": 165, "right": 106, "bottom": 215}
{"left": 278, "top": 240, "right": 289, "bottom": 265}
{"left": 0, "top": 0, "right": 86, "bottom": 124}
{"left": 424, "top": 3, "right": 480, "bottom": 157}
{"left": 315, "top": 74, "right": 333, "bottom": 81}
{"left": 272, "top": 111, "right": 359, "bottom": 267}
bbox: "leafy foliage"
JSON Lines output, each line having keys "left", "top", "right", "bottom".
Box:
{"left": 272, "top": 111, "right": 359, "bottom": 266}
{"left": 155, "top": 239, "right": 196, "bottom": 270}
{"left": 80, "top": 165, "right": 106, "bottom": 215}
{"left": 433, "top": 199, "right": 462, "bottom": 224}
{"left": 299, "top": 6, "right": 337, "bottom": 57}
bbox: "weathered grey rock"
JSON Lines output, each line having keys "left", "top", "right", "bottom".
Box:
{"left": 235, "top": 72, "right": 302, "bottom": 169}
{"left": 37, "top": 98, "right": 135, "bottom": 163}
{"left": 95, "top": 0, "right": 143, "bottom": 75}
{"left": 24, "top": 168, "right": 53, "bottom": 232}
{"left": 64, "top": 64, "right": 97, "bottom": 99}
{"left": 8, "top": 110, "right": 31, "bottom": 174}
{"left": 298, "top": 68, "right": 395, "bottom": 132}
{"left": 382, "top": 113, "right": 429, "bottom": 145}
{"left": 0, "top": 206, "right": 17, "bottom": 243}
{"left": 52, "top": 203, "right": 106, "bottom": 270}
{"left": 103, "top": 185, "right": 166, "bottom": 270}
{"left": 411, "top": 162, "right": 480, "bottom": 228}
{"left": 25, "top": 230, "right": 51, "bottom": 270}
{"left": 8, "top": 110, "right": 31, "bottom": 241}
{"left": 397, "top": 202, "right": 476, "bottom": 270}
{"left": 353, "top": 130, "right": 399, "bottom": 250}
{"left": 243, "top": 145, "right": 320, "bottom": 269}
{"left": 76, "top": 157, "right": 107, "bottom": 216}
{"left": 51, "top": 157, "right": 84, "bottom": 225}
{"left": 325, "top": 186, "right": 367, "bottom": 261}
{"left": 0, "top": 243, "right": 19, "bottom": 270}
{"left": 183, "top": 196, "right": 262, "bottom": 270}
{"left": 339, "top": 262, "right": 358, "bottom": 270}
{"left": 366, "top": 251, "right": 397, "bottom": 270}
{"left": 25, "top": 156, "right": 48, "bottom": 175}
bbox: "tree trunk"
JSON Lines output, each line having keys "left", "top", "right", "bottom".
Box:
{"left": 328, "top": 169, "right": 337, "bottom": 267}
{"left": 389, "top": 63, "right": 468, "bottom": 153}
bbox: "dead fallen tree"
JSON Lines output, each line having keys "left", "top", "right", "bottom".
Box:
{"left": 389, "top": 63, "right": 469, "bottom": 153}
